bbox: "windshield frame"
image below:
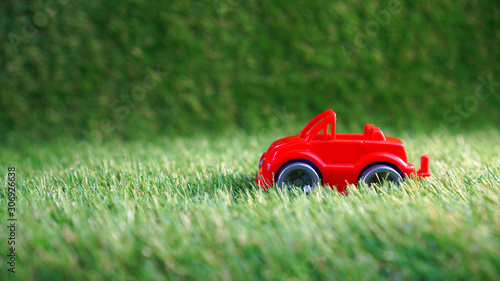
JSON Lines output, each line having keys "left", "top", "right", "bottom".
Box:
{"left": 299, "top": 109, "right": 336, "bottom": 142}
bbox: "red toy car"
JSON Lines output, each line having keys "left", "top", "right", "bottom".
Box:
{"left": 256, "top": 109, "right": 431, "bottom": 193}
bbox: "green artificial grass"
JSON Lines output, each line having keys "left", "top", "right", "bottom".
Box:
{"left": 2, "top": 0, "right": 499, "bottom": 140}
{"left": 1, "top": 130, "right": 499, "bottom": 280}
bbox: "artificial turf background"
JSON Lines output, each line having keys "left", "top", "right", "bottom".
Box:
{"left": 1, "top": 0, "right": 499, "bottom": 141}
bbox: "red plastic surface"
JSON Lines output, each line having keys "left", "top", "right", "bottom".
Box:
{"left": 256, "top": 109, "right": 431, "bottom": 193}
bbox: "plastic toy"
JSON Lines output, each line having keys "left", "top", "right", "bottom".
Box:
{"left": 256, "top": 109, "right": 431, "bottom": 193}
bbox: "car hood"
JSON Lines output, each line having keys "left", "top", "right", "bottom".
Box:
{"left": 268, "top": 135, "right": 304, "bottom": 151}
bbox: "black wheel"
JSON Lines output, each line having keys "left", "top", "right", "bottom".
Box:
{"left": 359, "top": 164, "right": 403, "bottom": 186}
{"left": 276, "top": 162, "right": 321, "bottom": 194}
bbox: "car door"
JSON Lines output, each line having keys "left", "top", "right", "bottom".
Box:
{"left": 310, "top": 139, "right": 363, "bottom": 166}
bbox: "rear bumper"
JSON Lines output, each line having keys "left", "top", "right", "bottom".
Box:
{"left": 416, "top": 155, "right": 431, "bottom": 178}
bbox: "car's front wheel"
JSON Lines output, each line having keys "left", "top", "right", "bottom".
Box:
{"left": 276, "top": 162, "right": 321, "bottom": 194}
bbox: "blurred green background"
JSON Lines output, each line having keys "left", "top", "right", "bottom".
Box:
{"left": 1, "top": 0, "right": 499, "bottom": 142}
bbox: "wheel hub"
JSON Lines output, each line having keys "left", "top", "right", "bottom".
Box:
{"left": 293, "top": 178, "right": 304, "bottom": 186}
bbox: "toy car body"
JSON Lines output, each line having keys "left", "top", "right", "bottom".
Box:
{"left": 256, "top": 109, "right": 431, "bottom": 193}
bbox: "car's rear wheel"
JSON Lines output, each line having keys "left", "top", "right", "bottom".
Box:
{"left": 276, "top": 162, "right": 321, "bottom": 194}
{"left": 359, "top": 164, "right": 403, "bottom": 186}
